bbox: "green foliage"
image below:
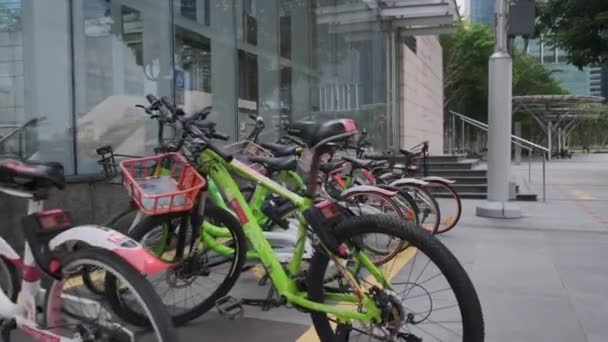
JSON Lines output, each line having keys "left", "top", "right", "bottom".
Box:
{"left": 568, "top": 106, "right": 608, "bottom": 147}
{"left": 442, "top": 22, "right": 494, "bottom": 122}
{"left": 537, "top": 0, "right": 608, "bottom": 68}
{"left": 443, "top": 21, "right": 568, "bottom": 124}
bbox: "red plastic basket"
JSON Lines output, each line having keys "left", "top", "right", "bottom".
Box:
{"left": 119, "top": 153, "right": 206, "bottom": 215}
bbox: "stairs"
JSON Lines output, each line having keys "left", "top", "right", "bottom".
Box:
{"left": 417, "top": 155, "right": 488, "bottom": 199}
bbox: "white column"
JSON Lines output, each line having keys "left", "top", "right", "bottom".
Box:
{"left": 476, "top": 0, "right": 521, "bottom": 218}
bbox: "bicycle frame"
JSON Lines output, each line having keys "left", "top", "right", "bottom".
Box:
{"left": 0, "top": 191, "right": 172, "bottom": 342}
{"left": 198, "top": 150, "right": 387, "bottom": 323}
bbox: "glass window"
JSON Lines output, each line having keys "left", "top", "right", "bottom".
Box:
{"left": 73, "top": 0, "right": 174, "bottom": 173}
{"left": 174, "top": 0, "right": 238, "bottom": 138}
{"left": 3, "top": 1, "right": 75, "bottom": 172}
{"left": 312, "top": 1, "right": 388, "bottom": 150}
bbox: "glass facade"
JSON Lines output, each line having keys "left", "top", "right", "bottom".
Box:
{"left": 469, "top": 0, "right": 494, "bottom": 26}
{"left": 0, "top": 0, "right": 396, "bottom": 175}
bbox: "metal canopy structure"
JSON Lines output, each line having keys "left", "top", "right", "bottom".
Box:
{"left": 315, "top": 0, "right": 459, "bottom": 37}
{"left": 513, "top": 95, "right": 605, "bottom": 159}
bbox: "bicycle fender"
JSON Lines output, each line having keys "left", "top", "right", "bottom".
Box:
{"left": 421, "top": 176, "right": 455, "bottom": 184}
{"left": 340, "top": 185, "right": 398, "bottom": 198}
{"left": 49, "top": 225, "right": 171, "bottom": 276}
{"left": 0, "top": 237, "right": 20, "bottom": 261}
{"left": 389, "top": 178, "right": 428, "bottom": 187}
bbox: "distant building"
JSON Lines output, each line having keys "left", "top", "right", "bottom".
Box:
{"left": 467, "top": 0, "right": 494, "bottom": 25}
{"left": 590, "top": 67, "right": 602, "bottom": 97}
{"left": 519, "top": 37, "right": 593, "bottom": 96}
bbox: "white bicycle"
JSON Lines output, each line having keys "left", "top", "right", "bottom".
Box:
{"left": 0, "top": 158, "right": 177, "bottom": 341}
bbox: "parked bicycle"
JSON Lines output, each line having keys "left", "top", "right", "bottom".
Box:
{"left": 0, "top": 158, "right": 177, "bottom": 341}
{"left": 105, "top": 95, "right": 484, "bottom": 341}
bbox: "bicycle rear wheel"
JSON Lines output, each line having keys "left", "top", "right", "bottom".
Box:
{"left": 341, "top": 189, "right": 412, "bottom": 266}
{"left": 423, "top": 180, "right": 462, "bottom": 234}
{"left": 307, "top": 215, "right": 484, "bottom": 342}
{"left": 395, "top": 184, "right": 440, "bottom": 234}
{"left": 45, "top": 248, "right": 176, "bottom": 342}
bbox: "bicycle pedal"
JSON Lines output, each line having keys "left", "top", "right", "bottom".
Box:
{"left": 215, "top": 296, "right": 244, "bottom": 320}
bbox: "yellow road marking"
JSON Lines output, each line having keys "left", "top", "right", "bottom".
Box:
{"left": 296, "top": 247, "right": 418, "bottom": 342}
{"left": 574, "top": 191, "right": 594, "bottom": 200}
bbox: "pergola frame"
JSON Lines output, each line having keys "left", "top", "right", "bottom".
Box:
{"left": 513, "top": 95, "right": 605, "bottom": 159}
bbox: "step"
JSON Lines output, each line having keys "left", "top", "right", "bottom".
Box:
{"left": 428, "top": 184, "right": 487, "bottom": 194}
{"left": 415, "top": 169, "right": 488, "bottom": 177}
{"left": 426, "top": 161, "right": 479, "bottom": 171}
{"left": 444, "top": 176, "right": 488, "bottom": 185}
{"left": 428, "top": 155, "right": 462, "bottom": 163}
{"left": 434, "top": 192, "right": 487, "bottom": 199}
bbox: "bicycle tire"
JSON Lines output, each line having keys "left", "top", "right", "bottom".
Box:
{"left": 394, "top": 183, "right": 441, "bottom": 234}
{"left": 307, "top": 215, "right": 484, "bottom": 342}
{"left": 82, "top": 206, "right": 139, "bottom": 296}
{"left": 340, "top": 190, "right": 409, "bottom": 266}
{"left": 0, "top": 256, "right": 20, "bottom": 301}
{"left": 424, "top": 180, "right": 462, "bottom": 234}
{"left": 45, "top": 248, "right": 177, "bottom": 342}
{"left": 107, "top": 204, "right": 247, "bottom": 326}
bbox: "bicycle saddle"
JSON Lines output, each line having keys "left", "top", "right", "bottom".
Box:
{"left": 287, "top": 119, "right": 358, "bottom": 148}
{"left": 342, "top": 156, "right": 373, "bottom": 169}
{"left": 261, "top": 142, "right": 299, "bottom": 157}
{"left": 0, "top": 158, "right": 66, "bottom": 192}
{"left": 249, "top": 155, "right": 297, "bottom": 172}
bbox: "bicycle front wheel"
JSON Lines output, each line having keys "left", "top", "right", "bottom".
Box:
{"left": 107, "top": 204, "right": 247, "bottom": 326}
{"left": 307, "top": 215, "right": 484, "bottom": 342}
{"left": 45, "top": 248, "right": 176, "bottom": 342}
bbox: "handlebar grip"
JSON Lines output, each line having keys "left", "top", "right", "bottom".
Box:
{"left": 211, "top": 132, "right": 229, "bottom": 141}
{"left": 160, "top": 96, "right": 174, "bottom": 112}
{"left": 146, "top": 94, "right": 157, "bottom": 104}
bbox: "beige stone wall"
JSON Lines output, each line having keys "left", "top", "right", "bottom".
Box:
{"left": 400, "top": 36, "right": 444, "bottom": 155}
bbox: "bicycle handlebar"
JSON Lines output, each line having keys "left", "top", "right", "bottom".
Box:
{"left": 138, "top": 94, "right": 233, "bottom": 162}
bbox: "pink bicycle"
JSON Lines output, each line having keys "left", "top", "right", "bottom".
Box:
{"left": 0, "top": 159, "right": 176, "bottom": 342}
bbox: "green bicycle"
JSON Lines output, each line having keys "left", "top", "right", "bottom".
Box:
{"left": 106, "top": 96, "right": 484, "bottom": 341}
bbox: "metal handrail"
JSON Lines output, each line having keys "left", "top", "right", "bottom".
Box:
{"left": 450, "top": 111, "right": 549, "bottom": 152}
{"left": 448, "top": 110, "right": 547, "bottom": 201}
{"left": 0, "top": 118, "right": 43, "bottom": 145}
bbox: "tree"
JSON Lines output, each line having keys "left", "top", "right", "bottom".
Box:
{"left": 442, "top": 22, "right": 494, "bottom": 122}
{"left": 443, "top": 22, "right": 568, "bottom": 148}
{"left": 443, "top": 22, "right": 567, "bottom": 122}
{"left": 537, "top": 0, "right": 608, "bottom": 68}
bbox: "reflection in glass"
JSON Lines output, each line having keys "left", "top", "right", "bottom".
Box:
{"left": 73, "top": 0, "right": 173, "bottom": 173}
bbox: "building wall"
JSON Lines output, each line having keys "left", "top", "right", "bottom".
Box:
{"left": 400, "top": 36, "right": 444, "bottom": 155}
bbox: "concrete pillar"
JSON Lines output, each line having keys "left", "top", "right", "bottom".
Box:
{"left": 257, "top": 0, "right": 280, "bottom": 141}
{"left": 22, "top": 0, "right": 74, "bottom": 173}
{"left": 514, "top": 121, "right": 522, "bottom": 165}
